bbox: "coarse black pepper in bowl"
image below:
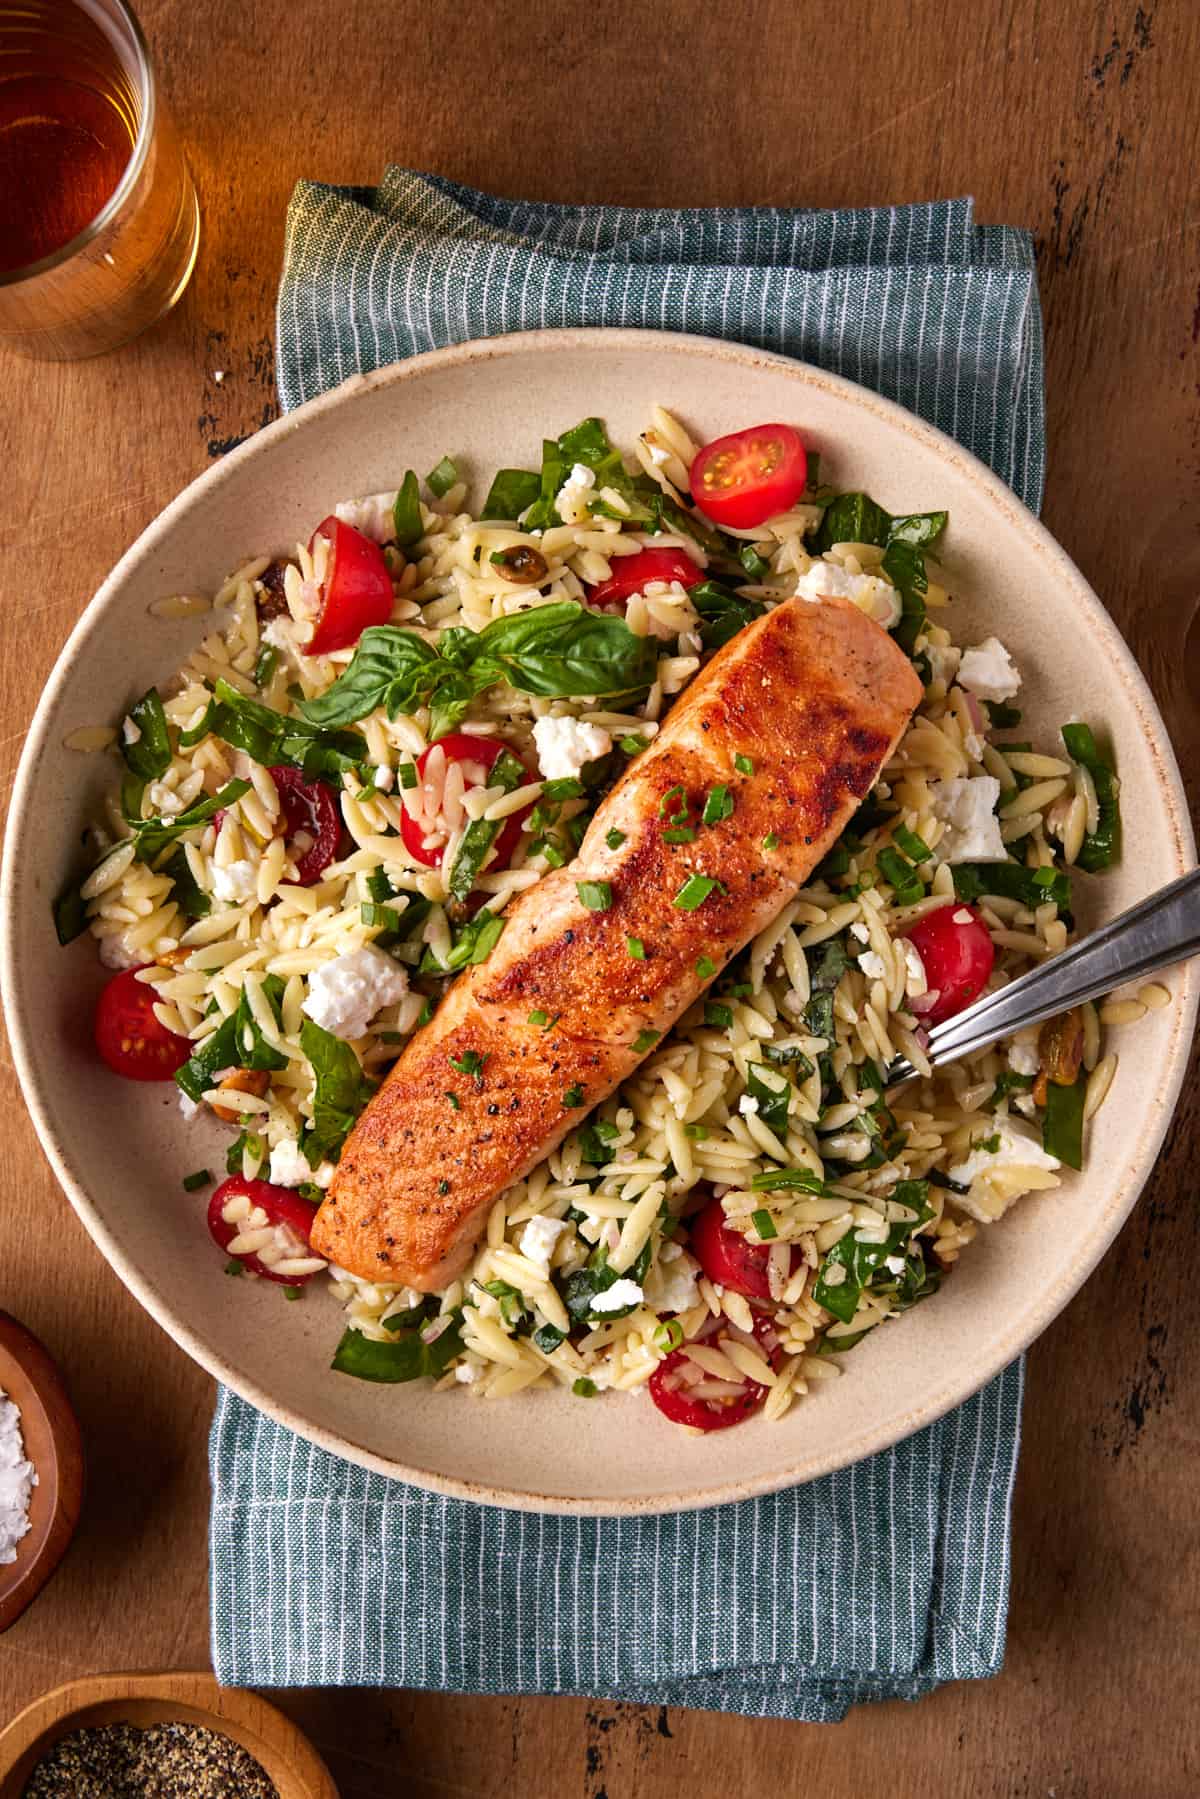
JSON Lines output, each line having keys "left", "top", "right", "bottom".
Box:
{"left": 0, "top": 1673, "right": 338, "bottom": 1799}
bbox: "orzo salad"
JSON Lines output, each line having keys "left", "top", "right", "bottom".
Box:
{"left": 56, "top": 409, "right": 1135, "bottom": 1431}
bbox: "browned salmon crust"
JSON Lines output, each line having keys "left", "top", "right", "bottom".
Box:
{"left": 312, "top": 595, "right": 923, "bottom": 1287}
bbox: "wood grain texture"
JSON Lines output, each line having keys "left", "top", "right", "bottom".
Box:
{"left": 0, "top": 0, "right": 1196, "bottom": 1793}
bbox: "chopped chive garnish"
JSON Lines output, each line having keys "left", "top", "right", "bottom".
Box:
{"left": 632, "top": 1029, "right": 660, "bottom": 1054}
{"left": 695, "top": 954, "right": 717, "bottom": 980}
{"left": 577, "top": 880, "right": 612, "bottom": 912}
{"left": 702, "top": 785, "right": 734, "bottom": 825}
{"left": 182, "top": 1169, "right": 211, "bottom": 1192}
{"left": 762, "top": 832, "right": 779, "bottom": 850}
{"left": 528, "top": 1008, "right": 549, "bottom": 1027}
{"left": 224, "top": 1259, "right": 243, "bottom": 1277}
{"left": 619, "top": 735, "right": 646, "bottom": 755}
{"left": 562, "top": 1085, "right": 585, "bottom": 1108}
{"left": 543, "top": 777, "right": 584, "bottom": 801}
{"left": 876, "top": 846, "right": 924, "bottom": 904}
{"left": 662, "top": 826, "right": 696, "bottom": 843}
{"left": 893, "top": 824, "right": 932, "bottom": 863}
{"left": 397, "top": 761, "right": 418, "bottom": 790}
{"left": 673, "top": 874, "right": 724, "bottom": 911}
{"left": 705, "top": 1001, "right": 733, "bottom": 1029}
{"left": 447, "top": 1049, "right": 488, "bottom": 1087}
{"left": 418, "top": 998, "right": 436, "bottom": 1027}
{"left": 445, "top": 1090, "right": 461, "bottom": 1110}
{"left": 659, "top": 783, "right": 687, "bottom": 819}
{"left": 751, "top": 1208, "right": 779, "bottom": 1241}
{"left": 426, "top": 454, "right": 459, "bottom": 498}
{"left": 728, "top": 981, "right": 752, "bottom": 996}
{"left": 283, "top": 1286, "right": 303, "bottom": 1301}
{"left": 626, "top": 936, "right": 646, "bottom": 959}
{"left": 684, "top": 1123, "right": 709, "bottom": 1140}
{"left": 654, "top": 1319, "right": 684, "bottom": 1353}
{"left": 438, "top": 1178, "right": 450, "bottom": 1194}
{"left": 734, "top": 753, "right": 755, "bottom": 775}
{"left": 605, "top": 828, "right": 626, "bottom": 850}
{"left": 361, "top": 901, "right": 402, "bottom": 931}
{"left": 573, "top": 1377, "right": 598, "bottom": 1397}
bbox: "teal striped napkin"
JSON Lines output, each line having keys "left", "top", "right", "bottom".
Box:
{"left": 210, "top": 174, "right": 1043, "bottom": 1719}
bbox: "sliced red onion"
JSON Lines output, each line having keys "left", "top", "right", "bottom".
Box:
{"left": 961, "top": 687, "right": 987, "bottom": 736}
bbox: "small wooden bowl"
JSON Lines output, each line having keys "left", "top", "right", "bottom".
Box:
{"left": 0, "top": 1672, "right": 339, "bottom": 1797}
{"left": 0, "top": 1312, "right": 84, "bottom": 1633}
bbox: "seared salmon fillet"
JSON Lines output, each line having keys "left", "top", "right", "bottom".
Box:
{"left": 312, "top": 595, "right": 923, "bottom": 1287}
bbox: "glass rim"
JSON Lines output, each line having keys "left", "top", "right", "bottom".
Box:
{"left": 0, "top": 0, "right": 157, "bottom": 290}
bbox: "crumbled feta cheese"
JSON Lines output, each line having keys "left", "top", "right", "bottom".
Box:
{"left": 1008, "top": 1041, "right": 1040, "bottom": 1077}
{"left": 924, "top": 643, "right": 961, "bottom": 688}
{"left": 947, "top": 1119, "right": 1060, "bottom": 1222}
{"left": 302, "top": 944, "right": 409, "bottom": 1040}
{"left": 98, "top": 934, "right": 140, "bottom": 971}
{"left": 1014, "top": 1093, "right": 1037, "bottom": 1118}
{"left": 145, "top": 779, "right": 184, "bottom": 817}
{"left": 555, "top": 462, "right": 597, "bottom": 526}
{"left": 883, "top": 1254, "right": 907, "bottom": 1276}
{"left": 373, "top": 765, "right": 394, "bottom": 791}
{"left": 795, "top": 559, "right": 901, "bottom": 629}
{"left": 518, "top": 1215, "right": 567, "bottom": 1275}
{"left": 902, "top": 939, "right": 927, "bottom": 998}
{"left": 454, "top": 1361, "right": 480, "bottom": 1384}
{"left": 531, "top": 715, "right": 612, "bottom": 782}
{"left": 858, "top": 950, "right": 888, "bottom": 981}
{"left": 313, "top": 1161, "right": 336, "bottom": 1189}
{"left": 334, "top": 490, "right": 399, "bottom": 544}
{"left": 589, "top": 1278, "right": 644, "bottom": 1314}
{"left": 269, "top": 1137, "right": 314, "bottom": 1187}
{"left": 121, "top": 716, "right": 141, "bottom": 745}
{"left": 211, "top": 859, "right": 258, "bottom": 904}
{"left": 262, "top": 616, "right": 297, "bottom": 656}
{"left": 930, "top": 776, "right": 1007, "bottom": 863}
{"left": 647, "top": 1246, "right": 701, "bottom": 1315}
{"left": 958, "top": 636, "right": 1021, "bottom": 703}
{"left": 738, "top": 1094, "right": 760, "bottom": 1117}
{"left": 850, "top": 921, "right": 870, "bottom": 943}
{"left": 178, "top": 1090, "right": 201, "bottom": 1122}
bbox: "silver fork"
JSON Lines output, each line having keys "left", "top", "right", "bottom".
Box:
{"left": 885, "top": 867, "right": 1200, "bottom": 1088}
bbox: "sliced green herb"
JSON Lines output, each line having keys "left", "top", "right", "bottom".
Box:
{"left": 751, "top": 1208, "right": 778, "bottom": 1241}
{"left": 426, "top": 455, "right": 459, "bottom": 498}
{"left": 704, "top": 1000, "right": 734, "bottom": 1030}
{"left": 733, "top": 753, "right": 755, "bottom": 775}
{"left": 447, "top": 1049, "right": 488, "bottom": 1088}
{"left": 391, "top": 470, "right": 424, "bottom": 546}
{"left": 605, "top": 827, "right": 626, "bottom": 850}
{"left": 702, "top": 784, "right": 734, "bottom": 826}
{"left": 632, "top": 1029, "right": 660, "bottom": 1054}
{"left": 893, "top": 824, "right": 932, "bottom": 863}
{"left": 673, "top": 874, "right": 724, "bottom": 911}
{"left": 253, "top": 643, "right": 279, "bottom": 689}
{"left": 1043, "top": 1070, "right": 1086, "bottom": 1170}
{"left": 120, "top": 688, "right": 172, "bottom": 780}
{"left": 562, "top": 1085, "right": 585, "bottom": 1108}
{"left": 762, "top": 832, "right": 779, "bottom": 851}
{"left": 695, "top": 954, "right": 717, "bottom": 980}
{"left": 181, "top": 1169, "right": 211, "bottom": 1192}
{"left": 573, "top": 1378, "right": 598, "bottom": 1398}
{"left": 747, "top": 1063, "right": 790, "bottom": 1135}
{"left": 951, "top": 861, "right": 1072, "bottom": 916}
{"left": 577, "top": 880, "right": 613, "bottom": 912}
{"left": 527, "top": 1008, "right": 549, "bottom": 1027}
{"left": 876, "top": 845, "right": 924, "bottom": 906}
{"left": 626, "top": 936, "right": 646, "bottom": 959}
{"left": 1061, "top": 721, "right": 1121, "bottom": 872}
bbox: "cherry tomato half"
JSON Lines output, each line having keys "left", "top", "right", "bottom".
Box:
{"left": 689, "top": 424, "right": 807, "bottom": 530}
{"left": 269, "top": 765, "right": 341, "bottom": 886}
{"left": 901, "top": 903, "right": 995, "bottom": 1025}
{"left": 688, "top": 1192, "right": 793, "bottom": 1301}
{"left": 648, "top": 1313, "right": 781, "bottom": 1432}
{"left": 207, "top": 1176, "right": 323, "bottom": 1285}
{"left": 94, "top": 967, "right": 193, "bottom": 1081}
{"left": 306, "top": 516, "right": 394, "bottom": 655}
{"left": 588, "top": 547, "right": 705, "bottom": 613}
{"left": 399, "top": 732, "right": 536, "bottom": 873}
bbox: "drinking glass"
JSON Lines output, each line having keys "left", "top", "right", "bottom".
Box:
{"left": 0, "top": 0, "right": 200, "bottom": 360}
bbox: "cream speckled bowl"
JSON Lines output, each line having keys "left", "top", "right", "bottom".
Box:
{"left": 3, "top": 330, "right": 1195, "bottom": 1513}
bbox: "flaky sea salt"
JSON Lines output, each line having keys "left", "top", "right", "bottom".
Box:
{"left": 0, "top": 1388, "right": 37, "bottom": 1564}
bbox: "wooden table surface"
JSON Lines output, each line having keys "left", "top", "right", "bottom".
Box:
{"left": 2, "top": 1, "right": 1198, "bottom": 1792}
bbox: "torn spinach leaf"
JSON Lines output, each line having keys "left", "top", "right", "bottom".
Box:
{"left": 331, "top": 1314, "right": 464, "bottom": 1382}
{"left": 120, "top": 688, "right": 172, "bottom": 780}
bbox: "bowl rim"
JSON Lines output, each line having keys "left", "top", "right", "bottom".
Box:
{"left": 3, "top": 326, "right": 1196, "bottom": 1514}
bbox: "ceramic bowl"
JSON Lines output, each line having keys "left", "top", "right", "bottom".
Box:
{"left": 2, "top": 330, "right": 1195, "bottom": 1513}
{"left": 0, "top": 1672, "right": 337, "bottom": 1797}
{"left": 0, "top": 1312, "right": 84, "bottom": 1631}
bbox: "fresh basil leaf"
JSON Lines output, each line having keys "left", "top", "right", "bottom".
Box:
{"left": 881, "top": 538, "right": 928, "bottom": 656}
{"left": 762, "top": 1043, "right": 815, "bottom": 1076}
{"left": 120, "top": 688, "right": 172, "bottom": 780}
{"left": 812, "top": 1180, "right": 933, "bottom": 1323}
{"left": 559, "top": 1237, "right": 653, "bottom": 1326}
{"left": 532, "top": 1322, "right": 566, "bottom": 1354}
{"left": 162, "top": 847, "right": 211, "bottom": 920}
{"left": 392, "top": 470, "right": 424, "bottom": 547}
{"left": 481, "top": 468, "right": 542, "bottom": 521}
{"left": 577, "top": 1122, "right": 616, "bottom": 1167}
{"left": 474, "top": 602, "right": 658, "bottom": 698}
{"left": 133, "top": 778, "right": 251, "bottom": 864}
{"left": 690, "top": 579, "right": 765, "bottom": 650}
{"left": 300, "top": 1018, "right": 375, "bottom": 1160}
{"left": 1061, "top": 722, "right": 1121, "bottom": 872}
{"left": 1043, "top": 1071, "right": 1086, "bottom": 1170}
{"left": 52, "top": 879, "right": 89, "bottom": 945}
{"left": 179, "top": 699, "right": 217, "bottom": 749}
{"left": 746, "top": 1063, "right": 790, "bottom": 1135}
{"left": 331, "top": 1314, "right": 464, "bottom": 1383}
{"left": 233, "top": 972, "right": 288, "bottom": 1072}
{"left": 297, "top": 629, "right": 441, "bottom": 729}
{"left": 804, "top": 936, "right": 849, "bottom": 1041}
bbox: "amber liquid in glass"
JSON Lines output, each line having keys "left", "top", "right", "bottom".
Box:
{"left": 0, "top": 1, "right": 138, "bottom": 273}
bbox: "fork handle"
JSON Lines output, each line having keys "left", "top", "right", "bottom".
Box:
{"left": 920, "top": 866, "right": 1200, "bottom": 1070}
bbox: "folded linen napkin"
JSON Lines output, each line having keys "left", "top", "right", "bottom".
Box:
{"left": 210, "top": 176, "right": 1042, "bottom": 1719}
